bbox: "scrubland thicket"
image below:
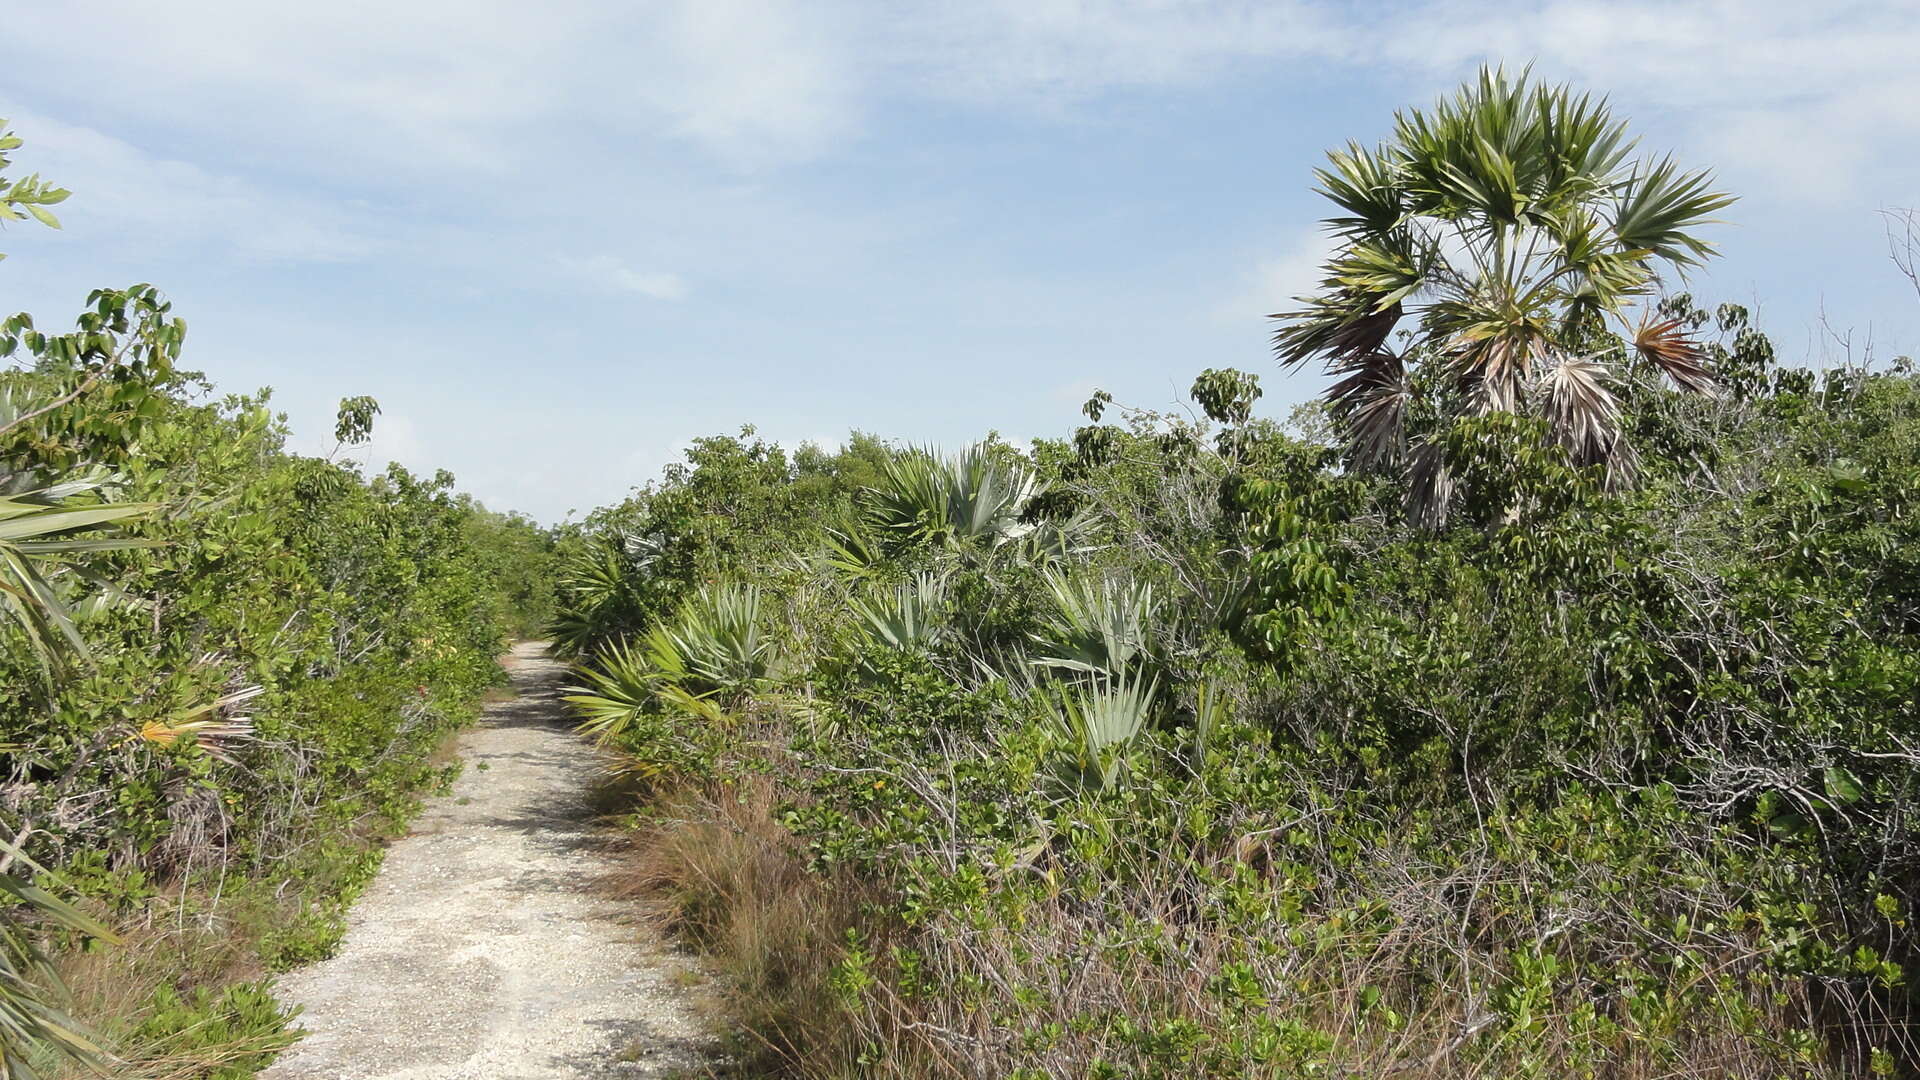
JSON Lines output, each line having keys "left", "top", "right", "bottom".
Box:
{"left": 0, "top": 125, "right": 552, "bottom": 1077}
{"left": 7, "top": 64, "right": 1920, "bottom": 1080}
{"left": 554, "top": 72, "right": 1920, "bottom": 1077}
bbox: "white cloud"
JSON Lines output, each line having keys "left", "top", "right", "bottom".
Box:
{"left": 0, "top": 106, "right": 375, "bottom": 264}
{"left": 879, "top": 0, "right": 1347, "bottom": 101}
{"left": 556, "top": 255, "right": 688, "bottom": 301}
{"left": 8, "top": 1, "right": 1916, "bottom": 197}
{"left": 1215, "top": 226, "right": 1332, "bottom": 326}
{"left": 1051, "top": 378, "right": 1104, "bottom": 410}
{"left": 357, "top": 412, "right": 429, "bottom": 475}
{"left": 634, "top": 0, "right": 860, "bottom": 164}
{"left": 1372, "top": 1, "right": 1920, "bottom": 201}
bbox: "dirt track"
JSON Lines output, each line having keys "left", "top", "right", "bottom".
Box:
{"left": 261, "top": 641, "right": 717, "bottom": 1080}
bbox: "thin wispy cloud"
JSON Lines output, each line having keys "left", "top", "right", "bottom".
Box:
{"left": 558, "top": 255, "right": 689, "bottom": 302}
{"left": 0, "top": 105, "right": 377, "bottom": 265}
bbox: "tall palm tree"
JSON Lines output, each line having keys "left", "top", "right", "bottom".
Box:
{"left": 1271, "top": 67, "right": 1732, "bottom": 526}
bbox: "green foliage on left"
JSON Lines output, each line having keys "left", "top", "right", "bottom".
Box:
{"left": 0, "top": 121, "right": 553, "bottom": 1078}
{"left": 0, "top": 295, "right": 540, "bottom": 1071}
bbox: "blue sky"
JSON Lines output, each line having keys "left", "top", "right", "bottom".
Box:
{"left": 2, "top": 1, "right": 1916, "bottom": 522}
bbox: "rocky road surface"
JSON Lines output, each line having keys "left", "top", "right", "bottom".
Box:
{"left": 262, "top": 641, "right": 718, "bottom": 1080}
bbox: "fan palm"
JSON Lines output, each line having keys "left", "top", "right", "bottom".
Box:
{"left": 848, "top": 573, "right": 950, "bottom": 653}
{"left": 564, "top": 582, "right": 774, "bottom": 742}
{"left": 1272, "top": 66, "right": 1733, "bottom": 526}
{"left": 662, "top": 582, "right": 774, "bottom": 693}
{"left": 1029, "top": 569, "right": 1161, "bottom": 682}
{"left": 547, "top": 534, "right": 648, "bottom": 657}
{"left": 862, "top": 445, "right": 1041, "bottom": 552}
{"left": 1045, "top": 674, "right": 1158, "bottom": 793}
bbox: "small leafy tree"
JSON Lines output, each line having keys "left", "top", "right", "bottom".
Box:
{"left": 0, "top": 120, "right": 68, "bottom": 262}
{"left": 1272, "top": 67, "right": 1733, "bottom": 526}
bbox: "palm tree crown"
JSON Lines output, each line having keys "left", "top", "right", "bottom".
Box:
{"left": 1272, "top": 66, "right": 1733, "bottom": 525}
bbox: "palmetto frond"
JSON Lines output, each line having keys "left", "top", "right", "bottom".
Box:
{"left": 0, "top": 835, "right": 120, "bottom": 1079}
{"left": 566, "top": 634, "right": 680, "bottom": 743}
{"left": 1045, "top": 674, "right": 1158, "bottom": 793}
{"left": 861, "top": 445, "right": 1040, "bottom": 552}
{"left": 0, "top": 474, "right": 156, "bottom": 676}
{"left": 129, "top": 685, "right": 263, "bottom": 765}
{"left": 1030, "top": 569, "right": 1160, "bottom": 681}
{"left": 663, "top": 582, "right": 775, "bottom": 694}
{"left": 848, "top": 573, "right": 949, "bottom": 653}
{"left": 565, "top": 581, "right": 774, "bottom": 743}
{"left": 547, "top": 536, "right": 645, "bottom": 657}
{"left": 1014, "top": 504, "right": 1102, "bottom": 566}
{"left": 821, "top": 521, "right": 890, "bottom": 579}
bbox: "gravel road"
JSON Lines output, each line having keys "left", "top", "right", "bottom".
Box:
{"left": 261, "top": 641, "right": 718, "bottom": 1080}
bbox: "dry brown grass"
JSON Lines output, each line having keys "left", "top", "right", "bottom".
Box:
{"left": 42, "top": 879, "right": 298, "bottom": 1079}
{"left": 602, "top": 774, "right": 878, "bottom": 1074}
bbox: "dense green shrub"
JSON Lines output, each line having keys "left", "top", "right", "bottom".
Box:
{"left": 550, "top": 69, "right": 1918, "bottom": 1077}
{"left": 561, "top": 303, "right": 1920, "bottom": 1075}
{"left": 0, "top": 312, "right": 543, "bottom": 1073}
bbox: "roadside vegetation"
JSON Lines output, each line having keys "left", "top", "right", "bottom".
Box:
{"left": 0, "top": 122, "right": 554, "bottom": 1077}
{"left": 556, "top": 71, "right": 1920, "bottom": 1076}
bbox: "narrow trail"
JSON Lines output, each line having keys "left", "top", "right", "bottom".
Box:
{"left": 262, "top": 641, "right": 719, "bottom": 1080}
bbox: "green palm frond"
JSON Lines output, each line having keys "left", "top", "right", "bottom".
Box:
{"left": 547, "top": 536, "right": 645, "bottom": 657}
{"left": 664, "top": 582, "right": 774, "bottom": 694}
{"left": 1610, "top": 156, "right": 1736, "bottom": 269}
{"left": 1313, "top": 141, "right": 1404, "bottom": 239}
{"left": 0, "top": 475, "right": 156, "bottom": 675}
{"left": 1030, "top": 569, "right": 1160, "bottom": 682}
{"left": 565, "top": 581, "right": 773, "bottom": 742}
{"left": 848, "top": 573, "right": 949, "bottom": 653}
{"left": 1046, "top": 674, "right": 1158, "bottom": 793}
{"left": 821, "top": 521, "right": 890, "bottom": 579}
{"left": 0, "top": 835, "right": 121, "bottom": 1080}
{"left": 566, "top": 632, "right": 686, "bottom": 742}
{"left": 861, "top": 445, "right": 1041, "bottom": 552}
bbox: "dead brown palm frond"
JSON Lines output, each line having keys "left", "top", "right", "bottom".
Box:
{"left": 1541, "top": 356, "right": 1621, "bottom": 471}
{"left": 1327, "top": 350, "right": 1409, "bottom": 470}
{"left": 1273, "top": 297, "right": 1403, "bottom": 369}
{"left": 1632, "top": 315, "right": 1717, "bottom": 395}
{"left": 1326, "top": 300, "right": 1403, "bottom": 364}
{"left": 1450, "top": 331, "right": 1544, "bottom": 415}
{"left": 1405, "top": 439, "right": 1454, "bottom": 531}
